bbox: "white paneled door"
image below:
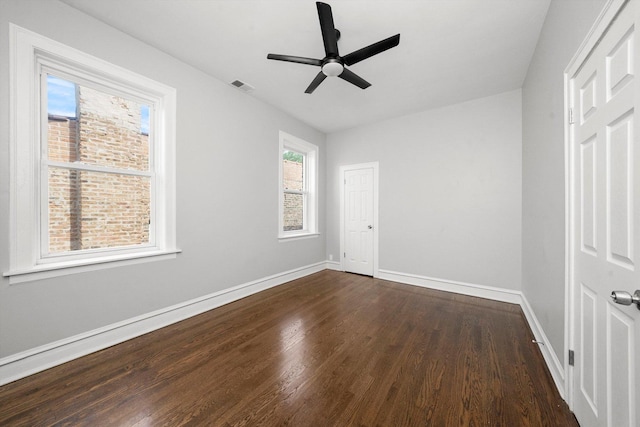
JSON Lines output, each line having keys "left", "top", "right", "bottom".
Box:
{"left": 343, "top": 166, "right": 375, "bottom": 276}
{"left": 569, "top": 1, "right": 639, "bottom": 426}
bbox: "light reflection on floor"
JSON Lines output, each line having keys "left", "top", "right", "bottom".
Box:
{"left": 277, "top": 317, "right": 310, "bottom": 404}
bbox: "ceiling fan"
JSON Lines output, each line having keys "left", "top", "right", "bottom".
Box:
{"left": 267, "top": 2, "right": 400, "bottom": 94}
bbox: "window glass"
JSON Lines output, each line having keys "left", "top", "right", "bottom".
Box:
{"left": 283, "top": 192, "right": 304, "bottom": 231}
{"left": 283, "top": 149, "right": 304, "bottom": 190}
{"left": 46, "top": 74, "right": 153, "bottom": 254}
{"left": 47, "top": 74, "right": 76, "bottom": 118}
{"left": 47, "top": 75, "right": 151, "bottom": 172}
{"left": 282, "top": 149, "right": 305, "bottom": 232}
{"left": 47, "top": 168, "right": 151, "bottom": 253}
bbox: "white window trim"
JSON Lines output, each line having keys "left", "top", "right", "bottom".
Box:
{"left": 5, "top": 24, "right": 179, "bottom": 284}
{"left": 278, "top": 131, "right": 318, "bottom": 240}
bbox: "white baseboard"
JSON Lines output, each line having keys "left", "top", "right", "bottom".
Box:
{"left": 0, "top": 261, "right": 326, "bottom": 386}
{"left": 376, "top": 268, "right": 566, "bottom": 399}
{"left": 519, "top": 294, "right": 567, "bottom": 399}
{"left": 325, "top": 260, "right": 342, "bottom": 271}
{"left": 377, "top": 269, "right": 522, "bottom": 304}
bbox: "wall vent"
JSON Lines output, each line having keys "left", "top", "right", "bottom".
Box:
{"left": 230, "top": 80, "right": 255, "bottom": 93}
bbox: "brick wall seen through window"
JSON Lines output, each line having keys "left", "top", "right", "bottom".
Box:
{"left": 47, "top": 78, "right": 151, "bottom": 254}
{"left": 282, "top": 154, "right": 304, "bottom": 231}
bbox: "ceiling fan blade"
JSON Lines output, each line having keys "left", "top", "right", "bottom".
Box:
{"left": 305, "top": 71, "right": 327, "bottom": 94}
{"left": 316, "top": 2, "right": 339, "bottom": 57}
{"left": 338, "top": 68, "right": 371, "bottom": 89}
{"left": 267, "top": 54, "right": 323, "bottom": 66}
{"left": 342, "top": 34, "right": 400, "bottom": 66}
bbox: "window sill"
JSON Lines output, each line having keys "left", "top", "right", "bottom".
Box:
{"left": 4, "top": 249, "right": 182, "bottom": 284}
{"left": 278, "top": 232, "right": 320, "bottom": 242}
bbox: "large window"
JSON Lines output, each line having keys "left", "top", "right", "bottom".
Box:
{"left": 45, "top": 74, "right": 153, "bottom": 255}
{"left": 279, "top": 132, "right": 318, "bottom": 239}
{"left": 6, "top": 25, "right": 178, "bottom": 283}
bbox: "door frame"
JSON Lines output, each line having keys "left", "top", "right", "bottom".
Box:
{"left": 339, "top": 162, "right": 379, "bottom": 277}
{"left": 564, "top": 0, "right": 628, "bottom": 408}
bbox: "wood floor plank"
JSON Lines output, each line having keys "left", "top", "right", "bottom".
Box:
{"left": 0, "top": 270, "right": 578, "bottom": 426}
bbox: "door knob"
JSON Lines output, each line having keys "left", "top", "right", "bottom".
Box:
{"left": 368, "top": 225, "right": 373, "bottom": 229}
{"left": 610, "top": 290, "right": 640, "bottom": 310}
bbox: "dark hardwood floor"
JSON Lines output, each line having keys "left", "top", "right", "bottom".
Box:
{"left": 0, "top": 270, "right": 578, "bottom": 426}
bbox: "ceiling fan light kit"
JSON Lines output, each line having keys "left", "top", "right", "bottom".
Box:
{"left": 267, "top": 2, "right": 400, "bottom": 94}
{"left": 322, "top": 60, "right": 343, "bottom": 77}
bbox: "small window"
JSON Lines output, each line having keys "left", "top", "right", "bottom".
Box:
{"left": 279, "top": 132, "right": 318, "bottom": 239}
{"left": 6, "top": 25, "right": 178, "bottom": 283}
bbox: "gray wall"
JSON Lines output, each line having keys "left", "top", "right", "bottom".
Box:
{"left": 521, "top": 0, "right": 607, "bottom": 361}
{"left": 0, "top": 0, "right": 325, "bottom": 357}
{"left": 326, "top": 90, "right": 522, "bottom": 291}
{"left": 0, "top": 0, "right": 612, "bottom": 377}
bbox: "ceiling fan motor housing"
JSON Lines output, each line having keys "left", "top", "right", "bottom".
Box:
{"left": 322, "top": 59, "right": 344, "bottom": 77}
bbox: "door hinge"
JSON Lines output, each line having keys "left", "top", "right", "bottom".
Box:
{"left": 568, "top": 108, "right": 574, "bottom": 125}
{"left": 344, "top": 252, "right": 346, "bottom": 258}
{"left": 568, "top": 350, "right": 575, "bottom": 366}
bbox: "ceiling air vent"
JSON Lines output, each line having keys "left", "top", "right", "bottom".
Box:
{"left": 230, "top": 80, "right": 255, "bottom": 93}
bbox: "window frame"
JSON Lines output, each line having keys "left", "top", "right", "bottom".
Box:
{"left": 278, "top": 131, "right": 318, "bottom": 240}
{"left": 5, "top": 24, "right": 179, "bottom": 283}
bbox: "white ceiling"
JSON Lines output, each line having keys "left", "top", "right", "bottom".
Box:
{"left": 61, "top": 0, "right": 550, "bottom": 133}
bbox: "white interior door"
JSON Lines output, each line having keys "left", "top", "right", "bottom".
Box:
{"left": 343, "top": 166, "right": 374, "bottom": 276}
{"left": 570, "top": 1, "right": 640, "bottom": 426}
